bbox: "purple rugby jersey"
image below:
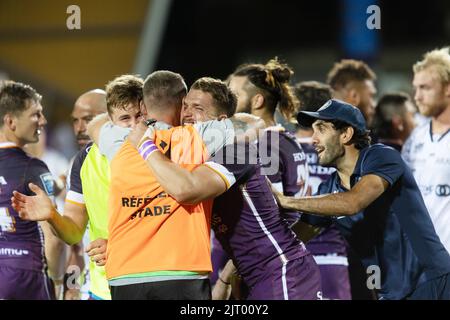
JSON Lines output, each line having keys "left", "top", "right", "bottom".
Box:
{"left": 0, "top": 143, "right": 55, "bottom": 299}
{"left": 205, "top": 142, "right": 320, "bottom": 299}
{"left": 259, "top": 128, "right": 309, "bottom": 225}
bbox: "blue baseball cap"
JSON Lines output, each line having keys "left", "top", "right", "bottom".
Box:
{"left": 296, "top": 99, "right": 367, "bottom": 133}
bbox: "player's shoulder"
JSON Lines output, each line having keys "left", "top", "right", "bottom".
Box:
{"left": 409, "top": 120, "right": 431, "bottom": 141}
{"left": 26, "top": 155, "right": 50, "bottom": 172}
{"left": 365, "top": 143, "right": 401, "bottom": 159}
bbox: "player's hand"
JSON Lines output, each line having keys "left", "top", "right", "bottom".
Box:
{"left": 128, "top": 121, "right": 150, "bottom": 148}
{"left": 64, "top": 288, "right": 81, "bottom": 300}
{"left": 86, "top": 238, "right": 107, "bottom": 266}
{"left": 11, "top": 183, "right": 55, "bottom": 221}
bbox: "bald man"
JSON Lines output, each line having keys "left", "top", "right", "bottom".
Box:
{"left": 64, "top": 89, "right": 107, "bottom": 299}
{"left": 71, "top": 89, "right": 107, "bottom": 149}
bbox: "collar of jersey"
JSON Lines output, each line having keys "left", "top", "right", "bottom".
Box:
{"left": 0, "top": 142, "right": 19, "bottom": 149}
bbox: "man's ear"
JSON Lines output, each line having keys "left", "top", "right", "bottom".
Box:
{"left": 251, "top": 93, "right": 265, "bottom": 111}
{"left": 341, "top": 126, "right": 355, "bottom": 145}
{"left": 3, "top": 114, "right": 16, "bottom": 131}
{"left": 217, "top": 114, "right": 228, "bottom": 121}
{"left": 391, "top": 115, "right": 403, "bottom": 132}
{"left": 346, "top": 88, "right": 361, "bottom": 107}
{"left": 140, "top": 100, "right": 148, "bottom": 117}
{"left": 444, "top": 82, "right": 450, "bottom": 98}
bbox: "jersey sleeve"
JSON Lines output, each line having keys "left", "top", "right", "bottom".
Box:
{"left": 65, "top": 144, "right": 90, "bottom": 205}
{"left": 24, "top": 158, "right": 55, "bottom": 198}
{"left": 98, "top": 122, "right": 131, "bottom": 162}
{"left": 193, "top": 119, "right": 235, "bottom": 157}
{"left": 203, "top": 142, "right": 256, "bottom": 190}
{"left": 361, "top": 146, "right": 404, "bottom": 187}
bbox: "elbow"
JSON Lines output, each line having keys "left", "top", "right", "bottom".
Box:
{"left": 172, "top": 192, "right": 201, "bottom": 205}
{"left": 64, "top": 231, "right": 84, "bottom": 246}
{"left": 345, "top": 199, "right": 365, "bottom": 216}
{"left": 170, "top": 185, "right": 201, "bottom": 205}
{"left": 66, "top": 238, "right": 80, "bottom": 246}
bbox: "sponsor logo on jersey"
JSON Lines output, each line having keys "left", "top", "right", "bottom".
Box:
{"left": 436, "top": 184, "right": 450, "bottom": 197}
{"left": 0, "top": 248, "right": 29, "bottom": 256}
{"left": 39, "top": 173, "right": 54, "bottom": 196}
{"left": 308, "top": 165, "right": 335, "bottom": 176}
{"left": 293, "top": 152, "right": 306, "bottom": 162}
{"left": 419, "top": 184, "right": 450, "bottom": 197}
{"left": 211, "top": 213, "right": 228, "bottom": 234}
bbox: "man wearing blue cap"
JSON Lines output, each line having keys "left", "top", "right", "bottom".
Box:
{"left": 275, "top": 99, "right": 450, "bottom": 300}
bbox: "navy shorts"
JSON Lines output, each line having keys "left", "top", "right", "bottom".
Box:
{"left": 0, "top": 265, "right": 56, "bottom": 300}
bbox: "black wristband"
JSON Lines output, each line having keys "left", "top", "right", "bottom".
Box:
{"left": 218, "top": 277, "right": 230, "bottom": 285}
{"left": 145, "top": 118, "right": 157, "bottom": 127}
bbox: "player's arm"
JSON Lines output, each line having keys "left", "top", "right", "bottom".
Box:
{"left": 212, "top": 259, "right": 236, "bottom": 300}
{"left": 275, "top": 174, "right": 389, "bottom": 216}
{"left": 141, "top": 148, "right": 227, "bottom": 204}
{"left": 11, "top": 185, "right": 88, "bottom": 244}
{"left": 230, "top": 113, "right": 266, "bottom": 142}
{"left": 40, "top": 221, "right": 67, "bottom": 284}
{"left": 64, "top": 241, "right": 85, "bottom": 300}
{"left": 12, "top": 157, "right": 89, "bottom": 245}
{"left": 86, "top": 113, "right": 109, "bottom": 146}
{"left": 11, "top": 185, "right": 88, "bottom": 245}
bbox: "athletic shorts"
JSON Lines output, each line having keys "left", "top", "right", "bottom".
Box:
{"left": 0, "top": 265, "right": 55, "bottom": 300}
{"left": 247, "top": 254, "right": 322, "bottom": 300}
{"left": 317, "top": 263, "right": 351, "bottom": 300}
{"left": 110, "top": 278, "right": 211, "bottom": 300}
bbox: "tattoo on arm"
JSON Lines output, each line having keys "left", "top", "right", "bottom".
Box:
{"left": 230, "top": 118, "right": 250, "bottom": 134}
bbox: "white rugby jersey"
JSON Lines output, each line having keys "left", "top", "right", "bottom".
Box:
{"left": 402, "top": 120, "right": 450, "bottom": 254}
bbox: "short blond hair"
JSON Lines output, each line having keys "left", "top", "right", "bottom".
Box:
{"left": 105, "top": 74, "right": 143, "bottom": 115}
{"left": 413, "top": 47, "right": 450, "bottom": 83}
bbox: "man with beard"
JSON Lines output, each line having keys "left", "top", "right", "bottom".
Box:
{"left": 61, "top": 89, "right": 107, "bottom": 299}
{"left": 402, "top": 47, "right": 450, "bottom": 255}
{"left": 0, "top": 81, "right": 59, "bottom": 299}
{"left": 294, "top": 81, "right": 351, "bottom": 300}
{"left": 274, "top": 99, "right": 450, "bottom": 300}
{"left": 71, "top": 90, "right": 107, "bottom": 149}
{"left": 132, "top": 82, "right": 322, "bottom": 299}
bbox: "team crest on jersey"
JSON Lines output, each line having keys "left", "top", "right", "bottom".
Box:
{"left": 39, "top": 173, "right": 54, "bottom": 196}
{"left": 0, "top": 176, "right": 7, "bottom": 185}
